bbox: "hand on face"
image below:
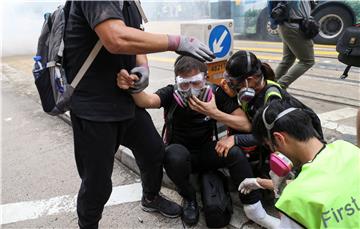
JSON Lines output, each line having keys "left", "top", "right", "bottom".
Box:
{"left": 188, "top": 93, "right": 217, "bottom": 116}
{"left": 116, "top": 69, "right": 139, "bottom": 90}
{"left": 215, "top": 135, "right": 235, "bottom": 157}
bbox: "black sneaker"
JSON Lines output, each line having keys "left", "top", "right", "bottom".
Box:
{"left": 182, "top": 198, "right": 199, "bottom": 226}
{"left": 141, "top": 194, "right": 182, "bottom": 218}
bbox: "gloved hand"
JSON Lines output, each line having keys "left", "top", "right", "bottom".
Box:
{"left": 168, "top": 35, "right": 215, "bottom": 62}
{"left": 128, "top": 65, "right": 149, "bottom": 94}
{"left": 238, "top": 178, "right": 264, "bottom": 195}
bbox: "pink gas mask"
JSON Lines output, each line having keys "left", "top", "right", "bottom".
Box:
{"left": 270, "top": 152, "right": 293, "bottom": 177}
{"left": 262, "top": 106, "right": 299, "bottom": 177}
{"left": 173, "top": 72, "right": 212, "bottom": 108}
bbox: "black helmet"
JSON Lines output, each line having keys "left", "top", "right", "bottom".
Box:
{"left": 225, "top": 51, "right": 262, "bottom": 81}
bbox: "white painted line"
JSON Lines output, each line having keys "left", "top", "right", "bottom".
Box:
{"left": 105, "top": 183, "right": 142, "bottom": 207}
{"left": 318, "top": 107, "right": 358, "bottom": 122}
{"left": 0, "top": 183, "right": 142, "bottom": 225}
{"left": 321, "top": 120, "right": 356, "bottom": 136}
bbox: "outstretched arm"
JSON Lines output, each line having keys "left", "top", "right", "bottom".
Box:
{"left": 95, "top": 19, "right": 169, "bottom": 54}
{"left": 131, "top": 91, "right": 161, "bottom": 109}
{"left": 94, "top": 19, "right": 214, "bottom": 61}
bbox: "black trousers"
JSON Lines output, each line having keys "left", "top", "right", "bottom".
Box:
{"left": 164, "top": 141, "right": 261, "bottom": 205}
{"left": 70, "top": 107, "right": 164, "bottom": 229}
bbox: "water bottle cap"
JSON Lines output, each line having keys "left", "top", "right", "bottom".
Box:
{"left": 33, "top": 56, "right": 42, "bottom": 61}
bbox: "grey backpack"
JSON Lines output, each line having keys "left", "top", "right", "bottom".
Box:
{"left": 33, "top": 2, "right": 102, "bottom": 115}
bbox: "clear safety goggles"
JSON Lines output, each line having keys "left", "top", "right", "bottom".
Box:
{"left": 176, "top": 72, "right": 206, "bottom": 92}
{"left": 262, "top": 106, "right": 299, "bottom": 152}
{"left": 223, "top": 71, "right": 244, "bottom": 89}
{"left": 223, "top": 69, "right": 262, "bottom": 90}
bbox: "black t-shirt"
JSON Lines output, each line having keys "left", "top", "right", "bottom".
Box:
{"left": 64, "top": 1, "right": 142, "bottom": 121}
{"left": 156, "top": 85, "right": 238, "bottom": 151}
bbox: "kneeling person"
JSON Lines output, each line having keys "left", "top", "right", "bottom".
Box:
{"left": 252, "top": 100, "right": 360, "bottom": 228}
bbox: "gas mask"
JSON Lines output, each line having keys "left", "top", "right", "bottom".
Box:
{"left": 237, "top": 79, "right": 256, "bottom": 106}
{"left": 269, "top": 153, "right": 294, "bottom": 198}
{"left": 223, "top": 51, "right": 263, "bottom": 106}
{"left": 270, "top": 152, "right": 293, "bottom": 177}
{"left": 262, "top": 106, "right": 299, "bottom": 197}
{"left": 173, "top": 72, "right": 212, "bottom": 108}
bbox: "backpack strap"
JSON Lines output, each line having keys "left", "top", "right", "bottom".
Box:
{"left": 70, "top": 40, "right": 102, "bottom": 88}
{"left": 213, "top": 119, "right": 219, "bottom": 141}
{"left": 58, "top": 2, "right": 71, "bottom": 58}
{"left": 69, "top": 0, "right": 128, "bottom": 88}
{"left": 340, "top": 65, "right": 352, "bottom": 79}
{"left": 162, "top": 102, "right": 178, "bottom": 144}
{"left": 264, "top": 80, "right": 282, "bottom": 105}
{"left": 134, "top": 0, "right": 148, "bottom": 23}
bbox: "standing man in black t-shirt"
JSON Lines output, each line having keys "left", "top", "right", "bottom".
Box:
{"left": 64, "top": 1, "right": 214, "bottom": 228}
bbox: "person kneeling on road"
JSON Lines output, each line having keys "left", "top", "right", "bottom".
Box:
{"left": 117, "top": 56, "right": 279, "bottom": 228}
{"left": 249, "top": 99, "right": 360, "bottom": 228}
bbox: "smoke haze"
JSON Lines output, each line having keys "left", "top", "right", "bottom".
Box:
{"left": 1, "top": 0, "right": 210, "bottom": 57}
{"left": 2, "top": 1, "right": 64, "bottom": 57}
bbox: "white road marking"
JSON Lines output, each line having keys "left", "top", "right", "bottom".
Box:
{"left": 318, "top": 107, "right": 358, "bottom": 135}
{"left": 321, "top": 120, "right": 356, "bottom": 136}
{"left": 0, "top": 183, "right": 142, "bottom": 225}
{"left": 318, "top": 107, "right": 358, "bottom": 122}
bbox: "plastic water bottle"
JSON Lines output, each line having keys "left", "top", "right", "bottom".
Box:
{"left": 54, "top": 67, "right": 65, "bottom": 94}
{"left": 33, "top": 56, "right": 43, "bottom": 80}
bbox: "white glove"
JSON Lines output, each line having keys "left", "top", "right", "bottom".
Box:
{"left": 238, "top": 178, "right": 264, "bottom": 195}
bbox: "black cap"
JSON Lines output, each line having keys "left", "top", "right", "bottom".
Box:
{"left": 225, "top": 50, "right": 262, "bottom": 81}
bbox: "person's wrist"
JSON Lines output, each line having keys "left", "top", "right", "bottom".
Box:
{"left": 256, "top": 178, "right": 265, "bottom": 189}
{"left": 210, "top": 108, "right": 221, "bottom": 120}
{"left": 167, "top": 35, "right": 180, "bottom": 51}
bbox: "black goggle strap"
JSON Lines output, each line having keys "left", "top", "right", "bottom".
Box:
{"left": 262, "top": 106, "right": 299, "bottom": 149}
{"left": 230, "top": 52, "right": 257, "bottom": 82}
{"left": 246, "top": 51, "right": 251, "bottom": 73}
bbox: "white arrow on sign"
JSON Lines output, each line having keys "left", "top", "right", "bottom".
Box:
{"left": 212, "top": 30, "right": 228, "bottom": 54}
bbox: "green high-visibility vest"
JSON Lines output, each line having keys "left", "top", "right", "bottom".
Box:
{"left": 276, "top": 140, "right": 360, "bottom": 228}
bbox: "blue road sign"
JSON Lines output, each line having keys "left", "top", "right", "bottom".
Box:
{"left": 209, "top": 25, "right": 231, "bottom": 59}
